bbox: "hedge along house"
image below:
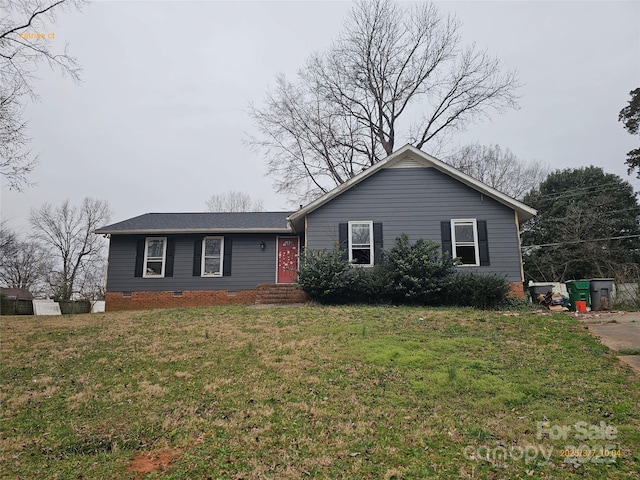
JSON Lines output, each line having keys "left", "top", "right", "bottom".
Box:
{"left": 96, "top": 145, "right": 537, "bottom": 311}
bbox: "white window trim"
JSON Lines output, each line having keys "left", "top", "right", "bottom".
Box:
{"left": 451, "top": 218, "right": 480, "bottom": 267}
{"left": 143, "top": 237, "right": 167, "bottom": 278}
{"left": 348, "top": 220, "right": 374, "bottom": 266}
{"left": 201, "top": 236, "right": 224, "bottom": 277}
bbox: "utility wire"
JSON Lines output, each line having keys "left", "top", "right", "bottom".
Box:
{"left": 522, "top": 206, "right": 640, "bottom": 224}
{"left": 522, "top": 234, "right": 640, "bottom": 249}
{"left": 524, "top": 181, "right": 632, "bottom": 201}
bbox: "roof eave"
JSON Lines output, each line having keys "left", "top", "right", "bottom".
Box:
{"left": 94, "top": 227, "right": 293, "bottom": 235}
{"left": 515, "top": 208, "right": 537, "bottom": 224}
{"left": 429, "top": 165, "right": 538, "bottom": 223}
{"left": 288, "top": 146, "right": 411, "bottom": 223}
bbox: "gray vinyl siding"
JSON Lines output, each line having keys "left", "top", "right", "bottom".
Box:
{"left": 306, "top": 167, "right": 524, "bottom": 281}
{"left": 105, "top": 234, "right": 284, "bottom": 291}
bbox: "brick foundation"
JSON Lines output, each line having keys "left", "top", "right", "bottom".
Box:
{"left": 106, "top": 282, "right": 522, "bottom": 310}
{"left": 105, "top": 290, "right": 257, "bottom": 311}
{"left": 508, "top": 282, "right": 525, "bottom": 299}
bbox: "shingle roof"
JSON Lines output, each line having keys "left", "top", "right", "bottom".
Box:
{"left": 0, "top": 287, "right": 34, "bottom": 299}
{"left": 95, "top": 212, "right": 294, "bottom": 235}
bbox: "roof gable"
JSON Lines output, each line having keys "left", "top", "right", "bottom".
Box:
{"left": 288, "top": 145, "right": 537, "bottom": 228}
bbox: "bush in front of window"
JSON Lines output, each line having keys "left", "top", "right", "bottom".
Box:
{"left": 297, "top": 234, "right": 512, "bottom": 308}
{"left": 382, "top": 234, "right": 456, "bottom": 305}
{"left": 296, "top": 248, "right": 388, "bottom": 304}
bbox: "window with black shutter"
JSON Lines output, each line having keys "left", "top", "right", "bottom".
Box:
{"left": 194, "top": 236, "right": 232, "bottom": 277}
{"left": 135, "top": 237, "right": 173, "bottom": 277}
{"left": 441, "top": 219, "right": 490, "bottom": 266}
{"left": 338, "top": 221, "right": 383, "bottom": 266}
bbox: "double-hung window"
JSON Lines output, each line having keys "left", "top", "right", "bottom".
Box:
{"left": 143, "top": 237, "right": 167, "bottom": 277}
{"left": 451, "top": 219, "right": 479, "bottom": 266}
{"left": 348, "top": 221, "right": 374, "bottom": 266}
{"left": 202, "top": 237, "right": 224, "bottom": 277}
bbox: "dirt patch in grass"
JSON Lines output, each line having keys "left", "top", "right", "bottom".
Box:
{"left": 126, "top": 447, "right": 180, "bottom": 475}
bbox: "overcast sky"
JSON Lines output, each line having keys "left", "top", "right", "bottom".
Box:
{"left": 2, "top": 0, "right": 639, "bottom": 234}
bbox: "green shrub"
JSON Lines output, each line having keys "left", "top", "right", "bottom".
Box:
{"left": 495, "top": 295, "right": 534, "bottom": 311}
{"left": 297, "top": 234, "right": 512, "bottom": 308}
{"left": 383, "top": 234, "right": 456, "bottom": 305}
{"left": 447, "top": 271, "right": 511, "bottom": 309}
{"left": 343, "top": 265, "right": 391, "bottom": 304}
{"left": 296, "top": 249, "right": 389, "bottom": 304}
{"left": 296, "top": 249, "right": 351, "bottom": 303}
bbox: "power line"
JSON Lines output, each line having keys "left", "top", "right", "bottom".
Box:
{"left": 525, "top": 181, "right": 633, "bottom": 201}
{"left": 522, "top": 206, "right": 640, "bottom": 224}
{"left": 522, "top": 234, "right": 640, "bottom": 249}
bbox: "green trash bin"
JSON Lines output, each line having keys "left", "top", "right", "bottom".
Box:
{"left": 565, "top": 280, "right": 591, "bottom": 312}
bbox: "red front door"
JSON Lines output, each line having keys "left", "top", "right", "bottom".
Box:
{"left": 277, "top": 237, "right": 299, "bottom": 283}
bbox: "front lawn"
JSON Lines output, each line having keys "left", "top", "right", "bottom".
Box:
{"left": 1, "top": 306, "right": 638, "bottom": 478}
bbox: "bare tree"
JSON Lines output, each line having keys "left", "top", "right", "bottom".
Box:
{"left": 74, "top": 257, "right": 107, "bottom": 301}
{"left": 30, "top": 198, "right": 111, "bottom": 301}
{"left": 0, "top": 238, "right": 52, "bottom": 296}
{"left": 248, "top": 0, "right": 519, "bottom": 202}
{"left": 205, "top": 191, "right": 264, "bottom": 212}
{"left": 445, "top": 144, "right": 550, "bottom": 199}
{"left": 0, "top": 221, "right": 19, "bottom": 285}
{"left": 0, "top": 0, "right": 83, "bottom": 190}
{"left": 0, "top": 221, "right": 17, "bottom": 261}
{"left": 0, "top": 221, "right": 51, "bottom": 296}
{"left": 0, "top": 85, "right": 39, "bottom": 189}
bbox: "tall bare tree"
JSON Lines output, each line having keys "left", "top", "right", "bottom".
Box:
{"left": 445, "top": 144, "right": 550, "bottom": 200}
{"left": 0, "top": 0, "right": 83, "bottom": 190}
{"left": 30, "top": 198, "right": 111, "bottom": 301}
{"left": 248, "top": 0, "right": 519, "bottom": 202}
{"left": 205, "top": 191, "right": 264, "bottom": 212}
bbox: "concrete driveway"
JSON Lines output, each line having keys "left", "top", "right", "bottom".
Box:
{"left": 575, "top": 311, "right": 640, "bottom": 374}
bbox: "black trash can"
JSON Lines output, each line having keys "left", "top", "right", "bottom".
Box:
{"left": 590, "top": 279, "right": 614, "bottom": 311}
{"left": 528, "top": 284, "right": 554, "bottom": 304}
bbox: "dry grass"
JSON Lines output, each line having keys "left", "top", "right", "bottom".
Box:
{"left": 1, "top": 305, "right": 639, "bottom": 479}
